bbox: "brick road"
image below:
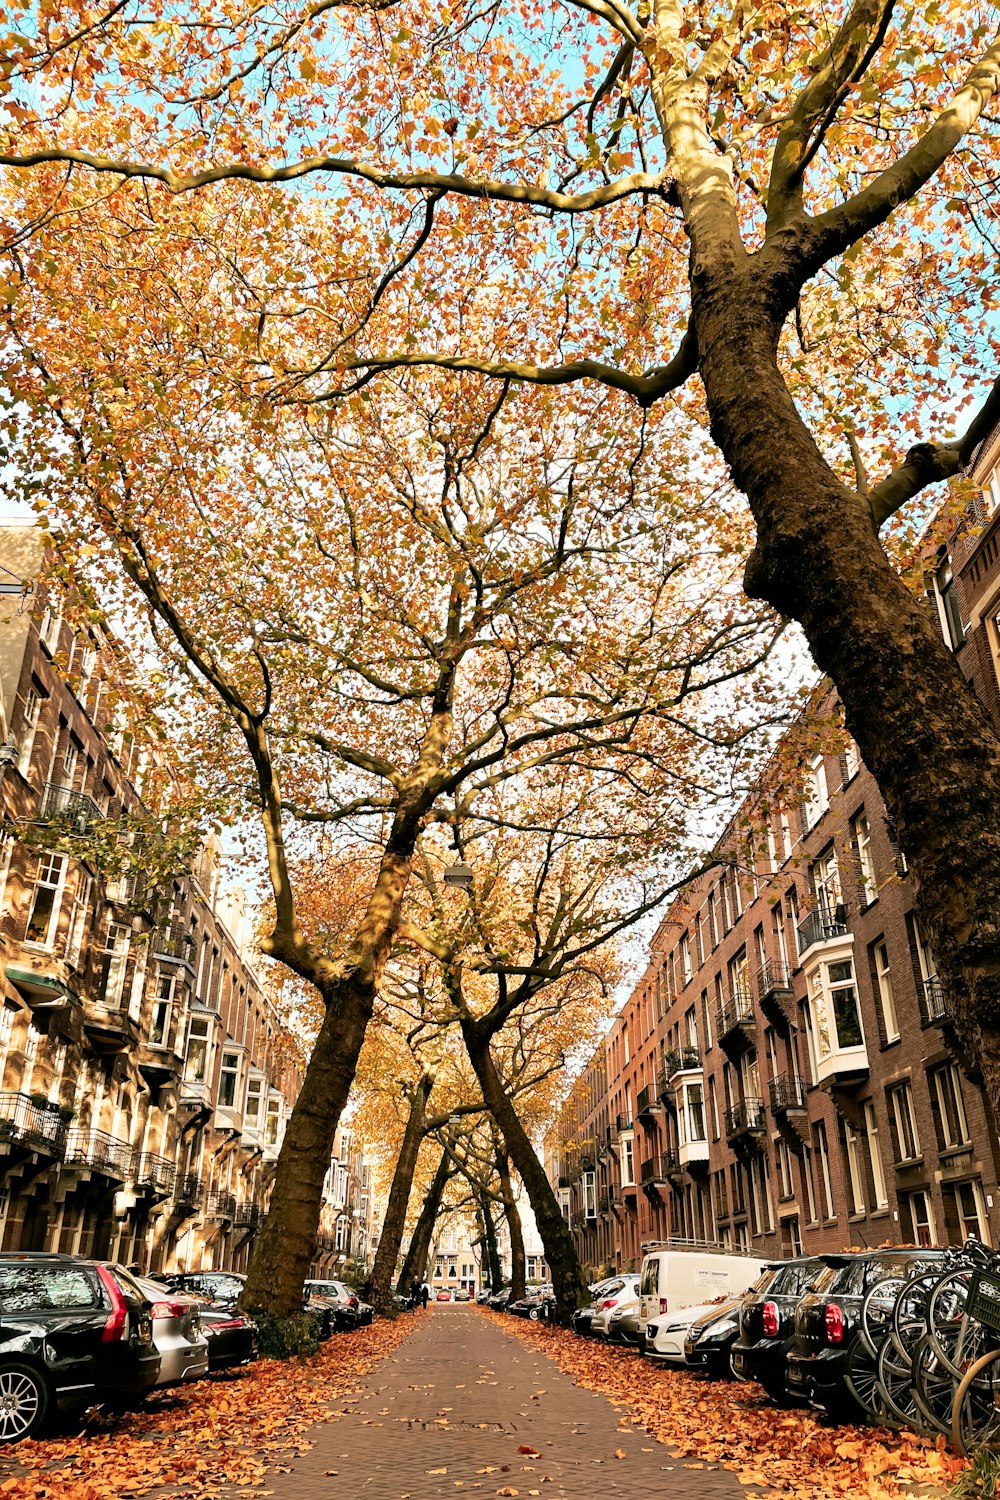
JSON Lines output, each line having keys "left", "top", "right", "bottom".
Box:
{"left": 269, "top": 1304, "right": 744, "bottom": 1499}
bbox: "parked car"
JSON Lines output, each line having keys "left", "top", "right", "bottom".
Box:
{"left": 644, "top": 1298, "right": 733, "bottom": 1363}
{"left": 486, "top": 1287, "right": 511, "bottom": 1310}
{"left": 638, "top": 1247, "right": 768, "bottom": 1343}
{"left": 785, "top": 1249, "right": 945, "bottom": 1420}
{"left": 165, "top": 1270, "right": 246, "bottom": 1306}
{"left": 731, "top": 1257, "right": 824, "bottom": 1402}
{"left": 135, "top": 1277, "right": 209, "bottom": 1387}
{"left": 607, "top": 1295, "right": 642, "bottom": 1347}
{"left": 0, "top": 1251, "right": 160, "bottom": 1443}
{"left": 453, "top": 1288, "right": 470, "bottom": 1302}
{"left": 591, "top": 1275, "right": 641, "bottom": 1339}
{"left": 682, "top": 1298, "right": 744, "bottom": 1377}
{"left": 196, "top": 1304, "right": 258, "bottom": 1371}
{"left": 436, "top": 1290, "right": 451, "bottom": 1302}
{"left": 476, "top": 1289, "right": 494, "bottom": 1304}
{"left": 509, "top": 1286, "right": 553, "bottom": 1320}
{"left": 572, "top": 1277, "right": 621, "bottom": 1336}
{"left": 303, "top": 1279, "right": 373, "bottom": 1332}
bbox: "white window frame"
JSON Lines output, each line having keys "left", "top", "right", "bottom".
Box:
{"left": 854, "top": 811, "right": 877, "bottom": 905}
{"left": 864, "top": 1102, "right": 889, "bottom": 1210}
{"left": 186, "top": 1014, "right": 213, "bottom": 1085}
{"left": 803, "top": 754, "right": 829, "bottom": 829}
{"left": 844, "top": 1121, "right": 866, "bottom": 1215}
{"left": 24, "top": 851, "right": 68, "bottom": 949}
{"left": 17, "top": 689, "right": 42, "bottom": 777}
{"left": 889, "top": 1082, "right": 920, "bottom": 1162}
{"left": 98, "top": 921, "right": 131, "bottom": 1008}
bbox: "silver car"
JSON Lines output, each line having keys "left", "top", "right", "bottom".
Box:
{"left": 138, "top": 1277, "right": 209, "bottom": 1387}
{"left": 607, "top": 1294, "right": 642, "bottom": 1346}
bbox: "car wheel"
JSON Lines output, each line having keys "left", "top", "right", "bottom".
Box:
{"left": 528, "top": 1307, "right": 540, "bottom": 1321}
{"left": 0, "top": 1363, "right": 50, "bottom": 1445}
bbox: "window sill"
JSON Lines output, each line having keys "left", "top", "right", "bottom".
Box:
{"left": 880, "top": 1035, "right": 902, "bottom": 1050}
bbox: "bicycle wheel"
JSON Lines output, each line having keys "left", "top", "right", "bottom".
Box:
{"left": 845, "top": 1334, "right": 889, "bottom": 1424}
{"left": 876, "top": 1323, "right": 924, "bottom": 1431}
{"left": 925, "top": 1269, "right": 991, "bottom": 1375}
{"left": 890, "top": 1271, "right": 939, "bottom": 1359}
{"left": 951, "top": 1345, "right": 1000, "bottom": 1456}
{"left": 861, "top": 1272, "right": 911, "bottom": 1359}
{"left": 911, "top": 1333, "right": 959, "bottom": 1437}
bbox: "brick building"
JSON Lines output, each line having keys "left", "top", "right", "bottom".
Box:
{"left": 0, "top": 525, "right": 375, "bottom": 1276}
{"left": 548, "top": 426, "right": 1000, "bottom": 1272}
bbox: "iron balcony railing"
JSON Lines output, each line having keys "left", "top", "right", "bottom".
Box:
{"left": 135, "top": 1151, "right": 176, "bottom": 1195}
{"left": 615, "top": 1112, "right": 633, "bottom": 1133}
{"left": 579, "top": 1147, "right": 596, "bottom": 1171}
{"left": 636, "top": 1084, "right": 657, "bottom": 1118}
{"left": 0, "top": 1091, "right": 70, "bottom": 1156}
{"left": 153, "top": 931, "right": 196, "bottom": 963}
{"left": 796, "top": 902, "right": 848, "bottom": 956}
{"left": 174, "top": 1173, "right": 204, "bottom": 1208}
{"left": 640, "top": 1153, "right": 676, "bottom": 1184}
{"left": 923, "top": 977, "right": 949, "bottom": 1023}
{"left": 207, "top": 1190, "right": 237, "bottom": 1221}
{"left": 36, "top": 782, "right": 104, "bottom": 828}
{"left": 769, "top": 1073, "right": 806, "bottom": 1114}
{"left": 716, "top": 984, "right": 756, "bottom": 1041}
{"left": 661, "top": 1047, "right": 702, "bottom": 1088}
{"left": 63, "top": 1127, "right": 134, "bottom": 1178}
{"left": 756, "top": 957, "right": 794, "bottom": 1003}
{"left": 234, "top": 1202, "right": 262, "bottom": 1230}
{"left": 724, "top": 1098, "right": 767, "bottom": 1140}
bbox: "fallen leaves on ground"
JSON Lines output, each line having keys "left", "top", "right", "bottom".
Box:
{"left": 486, "top": 1311, "right": 968, "bottom": 1500}
{"left": 0, "top": 1315, "right": 414, "bottom": 1500}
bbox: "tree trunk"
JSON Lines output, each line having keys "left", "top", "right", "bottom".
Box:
{"left": 480, "top": 1193, "right": 503, "bottom": 1291}
{"left": 496, "top": 1149, "right": 526, "bottom": 1302}
{"left": 463, "top": 1020, "right": 588, "bottom": 1322}
{"left": 692, "top": 263, "right": 1000, "bottom": 1106}
{"left": 363, "top": 1073, "right": 435, "bottom": 1313}
{"left": 397, "top": 1147, "right": 452, "bottom": 1294}
{"left": 241, "top": 975, "right": 373, "bottom": 1314}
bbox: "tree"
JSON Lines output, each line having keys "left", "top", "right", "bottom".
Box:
{"left": 361, "top": 1071, "right": 434, "bottom": 1312}
{"left": 4, "top": 0, "right": 1000, "bottom": 1097}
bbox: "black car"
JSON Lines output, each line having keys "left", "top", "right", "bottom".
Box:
{"left": 731, "top": 1257, "right": 824, "bottom": 1402}
{"left": 486, "top": 1287, "right": 512, "bottom": 1310}
{"left": 164, "top": 1270, "right": 257, "bottom": 1368}
{"left": 785, "top": 1249, "right": 945, "bottom": 1419}
{"left": 683, "top": 1298, "right": 743, "bottom": 1378}
{"left": 0, "top": 1251, "right": 161, "bottom": 1443}
{"left": 507, "top": 1287, "right": 552, "bottom": 1320}
{"left": 166, "top": 1270, "right": 246, "bottom": 1306}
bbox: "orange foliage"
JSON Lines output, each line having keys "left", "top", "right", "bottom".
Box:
{"left": 490, "top": 1312, "right": 970, "bottom": 1500}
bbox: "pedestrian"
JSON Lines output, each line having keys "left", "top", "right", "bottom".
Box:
{"left": 411, "top": 1276, "right": 420, "bottom": 1309}
{"left": 421, "top": 1282, "right": 429, "bottom": 1308}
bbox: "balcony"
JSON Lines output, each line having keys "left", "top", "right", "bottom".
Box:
{"left": 636, "top": 1085, "right": 660, "bottom": 1122}
{"left": 716, "top": 985, "right": 757, "bottom": 1049}
{"left": 678, "top": 1135, "right": 710, "bottom": 1171}
{"left": 660, "top": 1047, "right": 702, "bottom": 1096}
{"left": 174, "top": 1173, "right": 204, "bottom": 1210}
{"left": 207, "top": 1190, "right": 237, "bottom": 1222}
{"left": 616, "top": 1112, "right": 633, "bottom": 1134}
{"left": 598, "top": 1186, "right": 616, "bottom": 1215}
{"left": 769, "top": 1073, "right": 807, "bottom": 1115}
{"left": 796, "top": 902, "right": 848, "bottom": 959}
{"left": 35, "top": 782, "right": 105, "bottom": 830}
{"left": 134, "top": 1151, "right": 175, "bottom": 1197}
{"left": 152, "top": 931, "right": 196, "bottom": 968}
{"left": 234, "top": 1202, "right": 262, "bottom": 1231}
{"left": 579, "top": 1147, "right": 596, "bottom": 1171}
{"left": 138, "top": 1041, "right": 184, "bottom": 1086}
{"left": 82, "top": 1000, "right": 140, "bottom": 1056}
{"left": 0, "top": 1091, "right": 70, "bottom": 1157}
{"left": 63, "top": 1127, "right": 134, "bottom": 1179}
{"left": 5, "top": 963, "right": 83, "bottom": 1042}
{"left": 756, "top": 958, "right": 794, "bottom": 1010}
{"left": 922, "top": 977, "right": 950, "bottom": 1025}
{"left": 640, "top": 1153, "right": 675, "bottom": 1186}
{"left": 724, "top": 1097, "right": 767, "bottom": 1145}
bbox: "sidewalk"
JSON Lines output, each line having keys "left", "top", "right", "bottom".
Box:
{"left": 269, "top": 1303, "right": 743, "bottom": 1499}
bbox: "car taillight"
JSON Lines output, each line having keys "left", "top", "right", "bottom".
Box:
{"left": 762, "top": 1301, "right": 779, "bottom": 1337}
{"left": 600, "top": 1298, "right": 615, "bottom": 1310}
{"left": 824, "top": 1303, "right": 844, "bottom": 1345}
{"left": 150, "top": 1300, "right": 189, "bottom": 1319}
{"left": 348, "top": 1295, "right": 359, "bottom": 1307}
{"left": 659, "top": 1298, "right": 669, "bottom": 1314}
{"left": 96, "top": 1265, "right": 129, "bottom": 1342}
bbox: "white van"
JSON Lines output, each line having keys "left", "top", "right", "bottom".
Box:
{"left": 637, "top": 1246, "right": 768, "bottom": 1346}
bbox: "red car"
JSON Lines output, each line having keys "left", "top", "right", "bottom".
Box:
{"left": 435, "top": 1290, "right": 451, "bottom": 1302}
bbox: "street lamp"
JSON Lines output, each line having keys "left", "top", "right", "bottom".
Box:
{"left": 443, "top": 862, "right": 473, "bottom": 890}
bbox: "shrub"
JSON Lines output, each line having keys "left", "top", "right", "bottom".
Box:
{"left": 253, "top": 1310, "right": 324, "bottom": 1359}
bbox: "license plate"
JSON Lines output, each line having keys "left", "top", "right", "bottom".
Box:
{"left": 732, "top": 1352, "right": 745, "bottom": 1372}
{"left": 787, "top": 1364, "right": 804, "bottom": 1384}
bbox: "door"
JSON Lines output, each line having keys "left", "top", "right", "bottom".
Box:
{"left": 0, "top": 1262, "right": 106, "bottom": 1401}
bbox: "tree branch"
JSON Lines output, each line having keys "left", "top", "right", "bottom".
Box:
{"left": 868, "top": 373, "right": 1000, "bottom": 528}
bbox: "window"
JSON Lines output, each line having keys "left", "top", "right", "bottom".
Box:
{"left": 780, "top": 812, "right": 793, "bottom": 860}
{"left": 685, "top": 1082, "right": 706, "bottom": 1143}
{"left": 811, "top": 847, "right": 842, "bottom": 917}
{"left": 679, "top": 932, "right": 692, "bottom": 985}
{"left": 582, "top": 1170, "right": 596, "bottom": 1219}
{"left": 186, "top": 1015, "right": 212, "bottom": 1084}
{"left": 844, "top": 740, "right": 862, "bottom": 781}
{"left": 619, "top": 1133, "right": 635, "bottom": 1187}
{"left": 264, "top": 1095, "right": 282, "bottom": 1146}
{"left": 933, "top": 555, "right": 965, "bottom": 650}
{"left": 706, "top": 890, "right": 718, "bottom": 948}
{"left": 902, "top": 1190, "right": 936, "bottom": 1248}
{"left": 814, "top": 1121, "right": 835, "bottom": 1218}
{"left": 65, "top": 874, "right": 91, "bottom": 969}
{"left": 844, "top": 1122, "right": 866, "bottom": 1214}
{"left": 150, "top": 971, "right": 174, "bottom": 1046}
{"left": 98, "top": 921, "right": 131, "bottom": 1008}
{"left": 948, "top": 1182, "right": 989, "bottom": 1243}
{"left": 17, "top": 688, "right": 42, "bottom": 776}
{"left": 245, "top": 1076, "right": 265, "bottom": 1132}
{"left": 708, "top": 1076, "right": 720, "bottom": 1140}
{"left": 24, "top": 852, "right": 68, "bottom": 947}
{"left": 803, "top": 754, "right": 829, "bottom": 829}
{"left": 888, "top": 1082, "right": 920, "bottom": 1162}
{"left": 931, "top": 1063, "right": 970, "bottom": 1149}
{"left": 219, "top": 1049, "right": 242, "bottom": 1109}
{"left": 38, "top": 597, "right": 62, "bottom": 654}
{"left": 802, "top": 1147, "right": 819, "bottom": 1223}
{"left": 0, "top": 1264, "right": 98, "bottom": 1311}
{"left": 863, "top": 1103, "right": 888, "bottom": 1210}
{"left": 62, "top": 738, "right": 79, "bottom": 788}
{"left": 776, "top": 1138, "right": 794, "bottom": 1200}
{"left": 854, "top": 812, "right": 877, "bottom": 905}
{"left": 872, "top": 940, "right": 899, "bottom": 1043}
{"left": 766, "top": 822, "right": 778, "bottom": 870}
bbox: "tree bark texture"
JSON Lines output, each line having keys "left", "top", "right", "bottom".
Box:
{"left": 241, "top": 975, "right": 374, "bottom": 1315}
{"left": 397, "top": 1147, "right": 452, "bottom": 1293}
{"left": 480, "top": 1194, "right": 503, "bottom": 1291}
{"left": 363, "top": 1073, "right": 435, "bottom": 1312}
{"left": 496, "top": 1150, "right": 526, "bottom": 1303}
{"left": 463, "top": 1020, "right": 588, "bottom": 1321}
{"left": 690, "top": 260, "right": 1000, "bottom": 1106}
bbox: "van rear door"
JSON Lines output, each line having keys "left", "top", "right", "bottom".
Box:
{"left": 638, "top": 1257, "right": 659, "bottom": 1333}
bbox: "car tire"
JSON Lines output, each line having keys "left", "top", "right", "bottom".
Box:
{"left": 528, "top": 1307, "right": 540, "bottom": 1321}
{"left": 0, "top": 1362, "right": 50, "bottom": 1444}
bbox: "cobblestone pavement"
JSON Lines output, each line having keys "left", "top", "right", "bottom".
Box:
{"left": 269, "top": 1304, "right": 744, "bottom": 1499}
